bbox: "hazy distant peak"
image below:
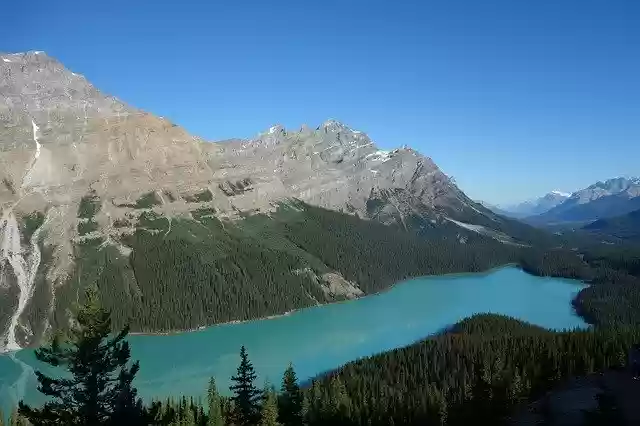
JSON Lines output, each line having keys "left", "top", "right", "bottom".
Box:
{"left": 499, "top": 190, "right": 572, "bottom": 218}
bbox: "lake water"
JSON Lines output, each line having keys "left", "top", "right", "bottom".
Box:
{"left": 0, "top": 266, "right": 588, "bottom": 411}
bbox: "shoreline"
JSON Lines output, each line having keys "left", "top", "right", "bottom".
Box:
{"left": 129, "top": 310, "right": 297, "bottom": 336}
{"left": 129, "top": 263, "right": 587, "bottom": 337}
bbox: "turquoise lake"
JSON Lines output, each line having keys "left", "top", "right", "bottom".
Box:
{"left": 0, "top": 266, "right": 588, "bottom": 411}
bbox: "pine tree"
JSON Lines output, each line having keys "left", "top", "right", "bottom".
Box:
{"left": 182, "top": 400, "right": 195, "bottom": 426}
{"left": 260, "top": 387, "right": 280, "bottom": 426}
{"left": 207, "top": 378, "right": 225, "bottom": 426}
{"left": 18, "top": 286, "right": 144, "bottom": 426}
{"left": 278, "top": 364, "right": 303, "bottom": 426}
{"left": 327, "top": 376, "right": 350, "bottom": 420}
{"left": 230, "top": 346, "right": 261, "bottom": 426}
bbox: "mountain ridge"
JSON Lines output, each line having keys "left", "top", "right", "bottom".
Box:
{"left": 527, "top": 177, "right": 640, "bottom": 225}
{"left": 491, "top": 191, "right": 572, "bottom": 218}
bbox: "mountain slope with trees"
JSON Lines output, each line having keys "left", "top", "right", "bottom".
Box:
{"left": 583, "top": 209, "right": 640, "bottom": 241}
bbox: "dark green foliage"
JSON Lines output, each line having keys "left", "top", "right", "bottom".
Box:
{"left": 192, "top": 207, "right": 217, "bottom": 222}
{"left": 135, "top": 192, "right": 162, "bottom": 209}
{"left": 52, "top": 240, "right": 136, "bottom": 343}
{"left": 260, "top": 387, "right": 280, "bottom": 426}
{"left": 2, "top": 177, "right": 16, "bottom": 195}
{"left": 55, "top": 201, "right": 640, "bottom": 335}
{"left": 77, "top": 192, "right": 101, "bottom": 219}
{"left": 19, "top": 211, "right": 45, "bottom": 243}
{"left": 207, "top": 378, "right": 225, "bottom": 426}
{"left": 272, "top": 203, "right": 514, "bottom": 294}
{"left": 183, "top": 189, "right": 214, "bottom": 203}
{"left": 162, "top": 190, "right": 176, "bottom": 203}
{"left": 219, "top": 179, "right": 253, "bottom": 196}
{"left": 77, "top": 219, "right": 99, "bottom": 236}
{"left": 146, "top": 396, "right": 208, "bottom": 425}
{"left": 573, "top": 244, "right": 640, "bottom": 326}
{"left": 19, "top": 287, "right": 144, "bottom": 425}
{"left": 136, "top": 211, "right": 169, "bottom": 230}
{"left": 270, "top": 203, "right": 591, "bottom": 296}
{"left": 118, "top": 215, "right": 325, "bottom": 331}
{"left": 303, "top": 314, "right": 640, "bottom": 426}
{"left": 279, "top": 364, "right": 303, "bottom": 426}
{"left": 584, "top": 209, "right": 640, "bottom": 241}
{"left": 20, "top": 322, "right": 640, "bottom": 425}
{"left": 0, "top": 281, "right": 19, "bottom": 344}
{"left": 112, "top": 218, "right": 131, "bottom": 228}
{"left": 230, "top": 346, "right": 261, "bottom": 426}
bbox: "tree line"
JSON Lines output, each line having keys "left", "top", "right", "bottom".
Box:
{"left": 50, "top": 201, "right": 640, "bottom": 337}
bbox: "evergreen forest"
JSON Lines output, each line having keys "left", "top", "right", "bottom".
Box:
{"left": 41, "top": 201, "right": 640, "bottom": 338}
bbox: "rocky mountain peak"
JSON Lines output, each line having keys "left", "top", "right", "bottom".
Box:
{"left": 318, "top": 119, "right": 347, "bottom": 132}
{"left": 0, "top": 51, "right": 131, "bottom": 126}
{"left": 572, "top": 177, "right": 640, "bottom": 203}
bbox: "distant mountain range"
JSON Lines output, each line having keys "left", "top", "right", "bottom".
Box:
{"left": 482, "top": 177, "right": 640, "bottom": 227}
{"left": 495, "top": 191, "right": 572, "bottom": 218}
{"left": 527, "top": 177, "right": 640, "bottom": 225}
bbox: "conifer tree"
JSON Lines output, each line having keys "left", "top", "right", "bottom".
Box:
{"left": 182, "top": 400, "right": 195, "bottom": 426}
{"left": 278, "top": 364, "right": 303, "bottom": 426}
{"left": 18, "top": 287, "right": 144, "bottom": 426}
{"left": 230, "top": 346, "right": 261, "bottom": 426}
{"left": 260, "top": 386, "right": 280, "bottom": 426}
{"left": 207, "top": 378, "right": 225, "bottom": 426}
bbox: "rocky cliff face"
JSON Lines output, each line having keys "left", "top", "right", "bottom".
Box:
{"left": 0, "top": 52, "right": 501, "bottom": 349}
{"left": 205, "top": 119, "right": 477, "bottom": 222}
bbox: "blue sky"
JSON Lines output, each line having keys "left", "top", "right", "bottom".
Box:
{"left": 2, "top": 1, "right": 639, "bottom": 205}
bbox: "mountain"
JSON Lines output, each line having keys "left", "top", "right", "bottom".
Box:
{"left": 583, "top": 208, "right": 640, "bottom": 241}
{"left": 528, "top": 177, "right": 640, "bottom": 225}
{"left": 0, "top": 51, "right": 554, "bottom": 349}
{"left": 500, "top": 191, "right": 571, "bottom": 218}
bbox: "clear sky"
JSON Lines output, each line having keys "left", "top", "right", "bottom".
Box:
{"left": 2, "top": 1, "right": 639, "bottom": 205}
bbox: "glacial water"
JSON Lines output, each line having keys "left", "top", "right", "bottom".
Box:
{"left": 0, "top": 266, "right": 588, "bottom": 411}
